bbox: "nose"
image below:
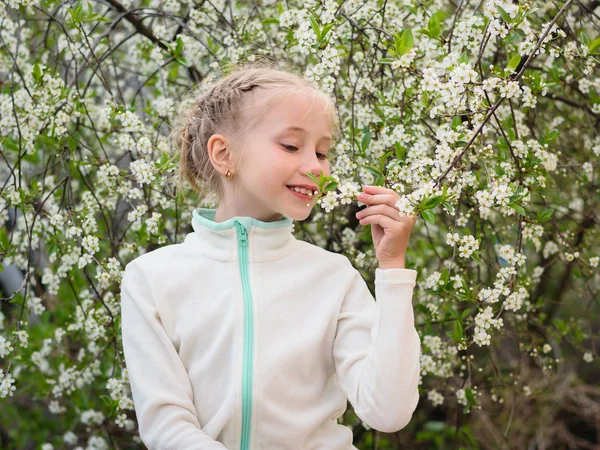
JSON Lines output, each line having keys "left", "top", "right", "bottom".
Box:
{"left": 301, "top": 151, "right": 328, "bottom": 179}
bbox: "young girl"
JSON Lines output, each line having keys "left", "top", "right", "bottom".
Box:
{"left": 120, "top": 61, "right": 420, "bottom": 450}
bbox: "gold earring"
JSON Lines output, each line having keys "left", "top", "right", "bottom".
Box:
{"left": 225, "top": 169, "right": 234, "bottom": 181}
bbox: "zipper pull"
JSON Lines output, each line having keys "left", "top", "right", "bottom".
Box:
{"left": 235, "top": 221, "right": 248, "bottom": 246}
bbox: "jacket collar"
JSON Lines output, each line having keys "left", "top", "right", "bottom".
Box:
{"left": 189, "top": 207, "right": 298, "bottom": 262}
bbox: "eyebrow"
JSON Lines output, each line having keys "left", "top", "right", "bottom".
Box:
{"left": 282, "top": 126, "right": 332, "bottom": 142}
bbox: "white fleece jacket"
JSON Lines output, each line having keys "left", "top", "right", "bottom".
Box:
{"left": 120, "top": 207, "right": 420, "bottom": 450}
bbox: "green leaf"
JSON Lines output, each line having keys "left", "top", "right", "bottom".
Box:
{"left": 405, "top": 3, "right": 418, "bottom": 14}
{"left": 353, "top": 137, "right": 365, "bottom": 157}
{"left": 394, "top": 142, "right": 406, "bottom": 160}
{"left": 589, "top": 37, "right": 600, "bottom": 52}
{"left": 305, "top": 172, "right": 338, "bottom": 197}
{"left": 415, "top": 304, "right": 429, "bottom": 315}
{"left": 11, "top": 291, "right": 24, "bottom": 306}
{"left": 537, "top": 208, "right": 554, "bottom": 222}
{"left": 67, "top": 2, "right": 82, "bottom": 23}
{"left": 506, "top": 54, "right": 521, "bottom": 71}
{"left": 363, "top": 165, "right": 383, "bottom": 179}
{"left": 320, "top": 23, "right": 334, "bottom": 43}
{"left": 323, "top": 180, "right": 338, "bottom": 192}
{"left": 387, "top": 160, "right": 402, "bottom": 171}
{"left": 509, "top": 203, "right": 526, "bottom": 216}
{"left": 417, "top": 27, "right": 433, "bottom": 38}
{"left": 154, "top": 150, "right": 170, "bottom": 170}
{"left": 546, "top": 128, "right": 560, "bottom": 143}
{"left": 0, "top": 226, "right": 9, "bottom": 251}
{"left": 33, "top": 64, "right": 42, "bottom": 84}
{"left": 508, "top": 191, "right": 526, "bottom": 203}
{"left": 168, "top": 63, "right": 179, "bottom": 81}
{"left": 262, "top": 18, "right": 279, "bottom": 25}
{"left": 454, "top": 319, "right": 463, "bottom": 339}
{"left": 421, "top": 209, "right": 435, "bottom": 224}
{"left": 451, "top": 115, "right": 462, "bottom": 131}
{"left": 458, "top": 51, "right": 469, "bottom": 64}
{"left": 397, "top": 29, "right": 414, "bottom": 56}
{"left": 537, "top": 134, "right": 546, "bottom": 146}
{"left": 422, "top": 195, "right": 444, "bottom": 210}
{"left": 360, "top": 129, "right": 371, "bottom": 152}
{"left": 67, "top": 136, "right": 78, "bottom": 151}
{"left": 579, "top": 31, "right": 590, "bottom": 47}
{"left": 99, "top": 394, "right": 113, "bottom": 408}
{"left": 465, "top": 387, "right": 475, "bottom": 403}
{"left": 496, "top": 5, "right": 512, "bottom": 23}
{"left": 450, "top": 307, "right": 460, "bottom": 320}
{"left": 310, "top": 16, "right": 321, "bottom": 41}
{"left": 461, "top": 307, "right": 475, "bottom": 320}
{"left": 171, "top": 36, "right": 183, "bottom": 58}
{"left": 442, "top": 201, "right": 455, "bottom": 215}
{"left": 427, "top": 12, "right": 441, "bottom": 39}
{"left": 379, "top": 150, "right": 395, "bottom": 169}
{"left": 305, "top": 172, "right": 319, "bottom": 184}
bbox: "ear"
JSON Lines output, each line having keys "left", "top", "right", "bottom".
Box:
{"left": 207, "top": 133, "right": 233, "bottom": 174}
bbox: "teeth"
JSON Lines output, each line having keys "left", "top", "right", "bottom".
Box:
{"left": 290, "top": 186, "right": 317, "bottom": 196}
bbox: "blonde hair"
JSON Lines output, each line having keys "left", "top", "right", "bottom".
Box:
{"left": 168, "top": 57, "right": 340, "bottom": 205}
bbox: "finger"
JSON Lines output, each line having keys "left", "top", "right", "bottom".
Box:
{"left": 406, "top": 214, "right": 418, "bottom": 225}
{"left": 356, "top": 204, "right": 402, "bottom": 222}
{"left": 397, "top": 214, "right": 418, "bottom": 228}
{"left": 360, "top": 212, "right": 417, "bottom": 232}
{"left": 362, "top": 185, "right": 401, "bottom": 199}
{"left": 357, "top": 191, "right": 399, "bottom": 209}
{"left": 358, "top": 213, "right": 398, "bottom": 229}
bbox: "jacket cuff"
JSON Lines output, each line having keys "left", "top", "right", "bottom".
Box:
{"left": 375, "top": 267, "right": 418, "bottom": 286}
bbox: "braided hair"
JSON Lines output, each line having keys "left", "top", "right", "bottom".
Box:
{"left": 169, "top": 58, "right": 339, "bottom": 205}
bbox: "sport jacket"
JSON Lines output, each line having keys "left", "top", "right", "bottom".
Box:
{"left": 120, "top": 207, "right": 420, "bottom": 449}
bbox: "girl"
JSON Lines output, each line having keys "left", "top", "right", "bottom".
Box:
{"left": 120, "top": 61, "right": 420, "bottom": 450}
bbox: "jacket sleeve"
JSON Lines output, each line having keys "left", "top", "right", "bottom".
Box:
{"left": 332, "top": 266, "right": 420, "bottom": 433}
{"left": 120, "top": 261, "right": 228, "bottom": 450}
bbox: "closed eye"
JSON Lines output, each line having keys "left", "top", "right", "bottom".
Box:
{"left": 281, "top": 144, "right": 329, "bottom": 161}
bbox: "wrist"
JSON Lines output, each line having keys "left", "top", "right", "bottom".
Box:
{"left": 378, "top": 258, "right": 406, "bottom": 270}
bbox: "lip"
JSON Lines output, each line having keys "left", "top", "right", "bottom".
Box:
{"left": 287, "top": 184, "right": 318, "bottom": 191}
{"left": 287, "top": 186, "right": 314, "bottom": 201}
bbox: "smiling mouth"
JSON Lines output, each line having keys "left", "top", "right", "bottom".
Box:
{"left": 287, "top": 186, "right": 315, "bottom": 200}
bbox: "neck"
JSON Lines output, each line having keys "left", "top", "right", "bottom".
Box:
{"left": 189, "top": 207, "right": 297, "bottom": 262}
{"left": 213, "top": 203, "right": 284, "bottom": 223}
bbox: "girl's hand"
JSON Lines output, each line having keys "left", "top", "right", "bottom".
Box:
{"left": 355, "top": 185, "right": 417, "bottom": 269}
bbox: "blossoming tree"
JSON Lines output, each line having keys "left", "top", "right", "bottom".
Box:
{"left": 0, "top": 0, "right": 599, "bottom": 448}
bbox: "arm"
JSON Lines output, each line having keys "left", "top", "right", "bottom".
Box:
{"left": 332, "top": 266, "right": 420, "bottom": 433}
{"left": 120, "top": 261, "right": 228, "bottom": 450}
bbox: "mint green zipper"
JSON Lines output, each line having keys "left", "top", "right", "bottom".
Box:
{"left": 190, "top": 208, "right": 294, "bottom": 449}
{"left": 234, "top": 221, "right": 253, "bottom": 450}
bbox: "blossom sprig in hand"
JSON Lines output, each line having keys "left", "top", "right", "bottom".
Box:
{"left": 304, "top": 171, "right": 338, "bottom": 207}
{"left": 355, "top": 185, "right": 417, "bottom": 269}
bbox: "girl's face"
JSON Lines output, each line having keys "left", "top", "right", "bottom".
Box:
{"left": 225, "top": 91, "right": 333, "bottom": 223}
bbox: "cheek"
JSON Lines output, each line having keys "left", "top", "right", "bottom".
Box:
{"left": 269, "top": 149, "right": 294, "bottom": 170}
{"left": 255, "top": 151, "right": 289, "bottom": 187}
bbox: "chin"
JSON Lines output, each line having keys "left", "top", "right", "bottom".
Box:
{"left": 285, "top": 208, "right": 313, "bottom": 221}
